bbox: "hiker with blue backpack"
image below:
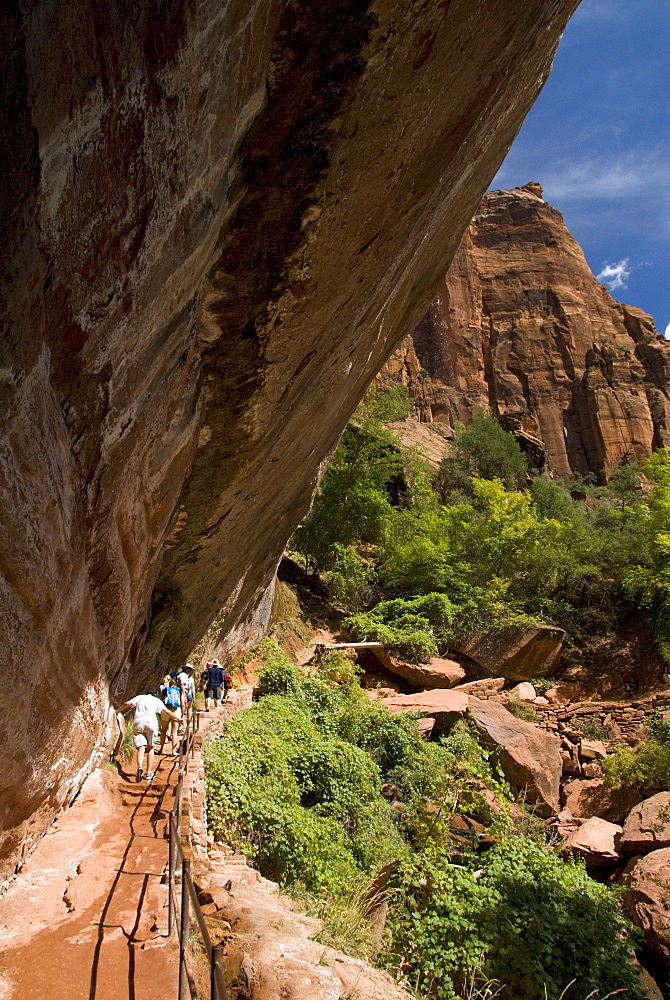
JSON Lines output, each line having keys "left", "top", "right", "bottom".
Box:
{"left": 158, "top": 673, "right": 183, "bottom": 756}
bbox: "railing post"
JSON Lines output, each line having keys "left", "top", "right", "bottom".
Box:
{"left": 168, "top": 813, "right": 176, "bottom": 936}
{"left": 179, "top": 858, "right": 191, "bottom": 1000}
{"left": 211, "top": 944, "right": 224, "bottom": 1000}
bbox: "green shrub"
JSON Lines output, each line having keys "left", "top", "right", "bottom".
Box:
{"left": 603, "top": 738, "right": 670, "bottom": 796}
{"left": 344, "top": 593, "right": 458, "bottom": 662}
{"left": 506, "top": 694, "right": 538, "bottom": 723}
{"left": 574, "top": 716, "right": 611, "bottom": 741}
{"left": 437, "top": 412, "right": 528, "bottom": 495}
{"left": 383, "top": 838, "right": 645, "bottom": 1000}
{"left": 254, "top": 638, "right": 304, "bottom": 698}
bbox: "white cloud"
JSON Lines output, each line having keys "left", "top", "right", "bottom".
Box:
{"left": 596, "top": 259, "right": 631, "bottom": 291}
{"left": 541, "top": 150, "right": 666, "bottom": 203}
{"left": 664, "top": 323, "right": 670, "bottom": 341}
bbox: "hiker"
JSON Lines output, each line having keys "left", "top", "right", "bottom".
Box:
{"left": 117, "top": 690, "right": 182, "bottom": 782}
{"left": 158, "top": 674, "right": 183, "bottom": 756}
{"left": 222, "top": 668, "right": 234, "bottom": 703}
{"left": 178, "top": 663, "right": 196, "bottom": 723}
{"left": 204, "top": 658, "right": 224, "bottom": 710}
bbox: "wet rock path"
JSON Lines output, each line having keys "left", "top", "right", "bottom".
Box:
{"left": 0, "top": 733, "right": 192, "bottom": 998}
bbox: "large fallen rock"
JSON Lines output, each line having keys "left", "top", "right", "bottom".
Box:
{"left": 380, "top": 689, "right": 469, "bottom": 732}
{"left": 450, "top": 624, "right": 565, "bottom": 680}
{"left": 561, "top": 817, "right": 623, "bottom": 871}
{"left": 562, "top": 778, "right": 642, "bottom": 825}
{"left": 622, "top": 849, "right": 670, "bottom": 967}
{"left": 377, "top": 651, "right": 466, "bottom": 689}
{"left": 620, "top": 793, "right": 670, "bottom": 857}
{"left": 468, "top": 698, "right": 562, "bottom": 816}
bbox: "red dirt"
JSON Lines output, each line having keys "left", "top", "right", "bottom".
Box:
{"left": 0, "top": 752, "right": 182, "bottom": 999}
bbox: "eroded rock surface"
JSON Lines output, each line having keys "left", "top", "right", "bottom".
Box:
{"left": 379, "top": 184, "right": 670, "bottom": 479}
{"left": 378, "top": 688, "right": 470, "bottom": 731}
{"left": 0, "top": 1, "right": 579, "bottom": 874}
{"left": 468, "top": 697, "right": 562, "bottom": 816}
{"left": 561, "top": 816, "right": 622, "bottom": 871}
{"left": 622, "top": 848, "right": 670, "bottom": 968}
{"left": 620, "top": 793, "right": 670, "bottom": 857}
{"left": 450, "top": 623, "right": 565, "bottom": 681}
{"left": 379, "top": 653, "right": 466, "bottom": 689}
{"left": 561, "top": 778, "right": 642, "bottom": 825}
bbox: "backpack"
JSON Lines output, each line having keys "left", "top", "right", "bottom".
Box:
{"left": 223, "top": 672, "right": 233, "bottom": 690}
{"left": 164, "top": 685, "right": 181, "bottom": 710}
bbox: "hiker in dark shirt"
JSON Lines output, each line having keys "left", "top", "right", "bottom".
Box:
{"left": 204, "top": 658, "right": 224, "bottom": 710}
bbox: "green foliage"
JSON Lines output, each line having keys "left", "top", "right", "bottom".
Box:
{"left": 323, "top": 543, "right": 371, "bottom": 609}
{"left": 206, "top": 659, "right": 421, "bottom": 896}
{"left": 292, "top": 386, "right": 415, "bottom": 576}
{"left": 254, "top": 638, "right": 304, "bottom": 698}
{"left": 530, "top": 677, "right": 554, "bottom": 695}
{"left": 506, "top": 694, "right": 538, "bottom": 723}
{"left": 344, "top": 593, "right": 458, "bottom": 662}
{"left": 383, "top": 838, "right": 645, "bottom": 1000}
{"left": 603, "top": 711, "right": 670, "bottom": 795}
{"left": 438, "top": 412, "right": 528, "bottom": 496}
{"left": 574, "top": 716, "right": 611, "bottom": 741}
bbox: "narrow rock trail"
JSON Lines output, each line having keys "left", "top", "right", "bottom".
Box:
{"left": 0, "top": 740, "right": 188, "bottom": 999}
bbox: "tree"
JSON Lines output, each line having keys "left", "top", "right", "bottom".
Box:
{"left": 292, "top": 387, "right": 412, "bottom": 573}
{"left": 437, "top": 411, "right": 528, "bottom": 498}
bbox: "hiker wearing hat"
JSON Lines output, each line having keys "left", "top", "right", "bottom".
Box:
{"left": 204, "top": 658, "right": 224, "bottom": 711}
{"left": 117, "top": 690, "right": 182, "bottom": 782}
{"left": 178, "top": 663, "right": 196, "bottom": 724}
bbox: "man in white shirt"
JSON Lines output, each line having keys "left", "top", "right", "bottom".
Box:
{"left": 178, "top": 664, "right": 197, "bottom": 724}
{"left": 118, "top": 691, "right": 182, "bottom": 782}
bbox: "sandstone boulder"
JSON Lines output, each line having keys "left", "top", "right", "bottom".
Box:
{"left": 379, "top": 653, "right": 466, "bottom": 689}
{"left": 561, "top": 817, "right": 622, "bottom": 871}
{"left": 450, "top": 624, "right": 565, "bottom": 681}
{"left": 561, "top": 753, "right": 581, "bottom": 778}
{"left": 510, "top": 682, "right": 536, "bottom": 702}
{"left": 468, "top": 698, "right": 562, "bottom": 816}
{"left": 622, "top": 849, "right": 670, "bottom": 966}
{"left": 417, "top": 717, "right": 436, "bottom": 738}
{"left": 561, "top": 778, "right": 643, "bottom": 824}
{"left": 381, "top": 689, "right": 470, "bottom": 732}
{"left": 579, "top": 739, "right": 607, "bottom": 761}
{"left": 620, "top": 793, "right": 670, "bottom": 857}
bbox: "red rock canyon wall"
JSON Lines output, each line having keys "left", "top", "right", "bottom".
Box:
{"left": 0, "top": 2, "right": 579, "bottom": 875}
{"left": 381, "top": 184, "right": 670, "bottom": 478}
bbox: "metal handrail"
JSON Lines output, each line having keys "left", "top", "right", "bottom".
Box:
{"left": 168, "top": 705, "right": 227, "bottom": 1000}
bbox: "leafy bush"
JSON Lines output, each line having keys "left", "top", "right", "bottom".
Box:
{"left": 254, "top": 638, "right": 304, "bottom": 698}
{"left": 506, "top": 694, "right": 538, "bottom": 723}
{"left": 574, "top": 716, "right": 611, "bottom": 741}
{"left": 602, "top": 708, "right": 670, "bottom": 797}
{"left": 437, "top": 412, "right": 528, "bottom": 496}
{"left": 383, "top": 838, "right": 645, "bottom": 1000}
{"left": 344, "top": 593, "right": 458, "bottom": 662}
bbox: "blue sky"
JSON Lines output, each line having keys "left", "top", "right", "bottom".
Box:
{"left": 492, "top": 0, "right": 669, "bottom": 336}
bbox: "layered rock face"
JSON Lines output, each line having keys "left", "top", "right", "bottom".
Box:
{"left": 0, "top": 1, "right": 579, "bottom": 874}
{"left": 381, "top": 184, "right": 670, "bottom": 479}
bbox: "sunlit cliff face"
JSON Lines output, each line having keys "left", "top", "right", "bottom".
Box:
{"left": 380, "top": 184, "right": 669, "bottom": 480}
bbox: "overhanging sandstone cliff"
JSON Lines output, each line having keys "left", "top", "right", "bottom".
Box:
{"left": 380, "top": 184, "right": 670, "bottom": 478}
{"left": 0, "top": 1, "right": 579, "bottom": 875}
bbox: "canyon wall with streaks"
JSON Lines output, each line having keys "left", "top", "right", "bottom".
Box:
{"left": 0, "top": 2, "right": 579, "bottom": 875}
{"left": 380, "top": 184, "right": 670, "bottom": 478}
